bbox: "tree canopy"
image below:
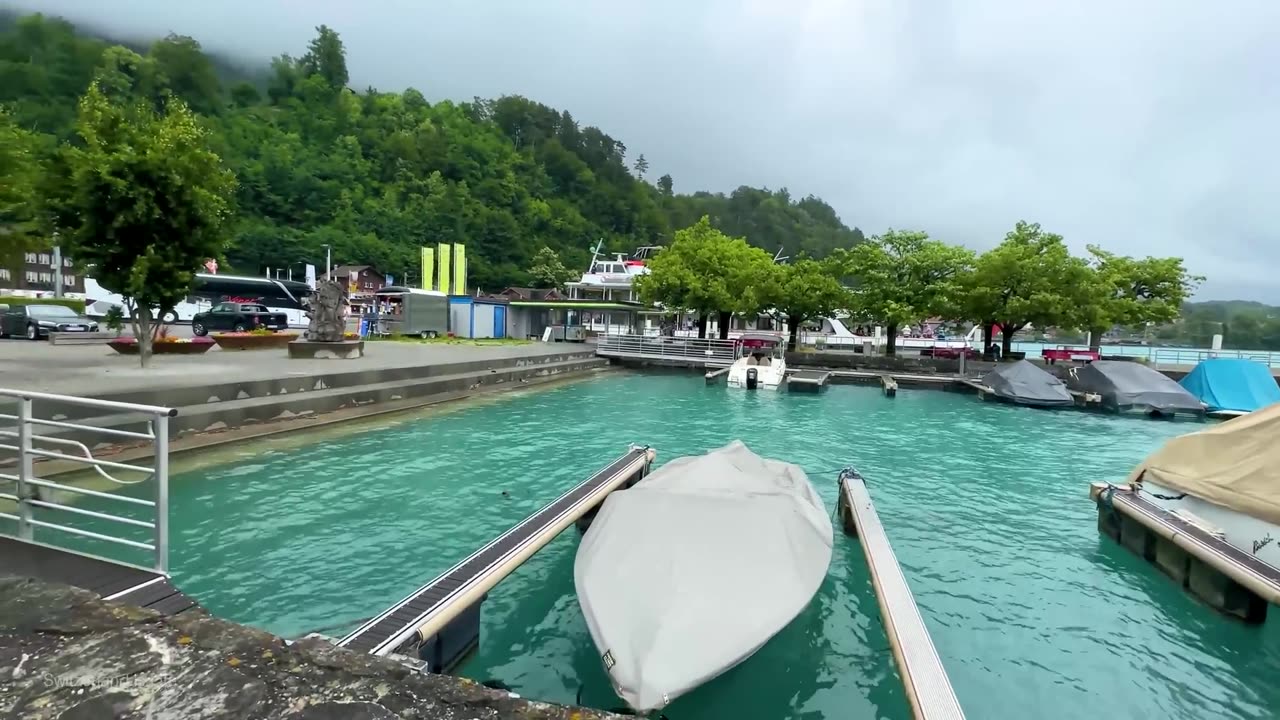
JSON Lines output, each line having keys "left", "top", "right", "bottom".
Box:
{"left": 838, "top": 230, "right": 974, "bottom": 354}
{"left": 1072, "top": 246, "right": 1201, "bottom": 349}
{"left": 635, "top": 216, "right": 776, "bottom": 338}
{"left": 763, "top": 258, "right": 850, "bottom": 350}
{"left": 56, "top": 82, "right": 235, "bottom": 366}
{"left": 958, "top": 221, "right": 1093, "bottom": 355}
{"left": 0, "top": 12, "right": 867, "bottom": 291}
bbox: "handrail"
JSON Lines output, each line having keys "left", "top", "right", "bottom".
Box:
{"left": 0, "top": 387, "right": 174, "bottom": 574}
{"left": 595, "top": 334, "right": 738, "bottom": 364}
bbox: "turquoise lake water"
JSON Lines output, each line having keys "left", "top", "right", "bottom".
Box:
{"left": 28, "top": 373, "right": 1280, "bottom": 719}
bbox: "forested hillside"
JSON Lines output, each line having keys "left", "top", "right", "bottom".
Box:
{"left": 0, "top": 11, "right": 864, "bottom": 289}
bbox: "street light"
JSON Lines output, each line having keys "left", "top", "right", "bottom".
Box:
{"left": 322, "top": 244, "right": 332, "bottom": 282}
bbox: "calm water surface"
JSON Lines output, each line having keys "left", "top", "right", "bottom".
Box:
{"left": 67, "top": 374, "right": 1280, "bottom": 719}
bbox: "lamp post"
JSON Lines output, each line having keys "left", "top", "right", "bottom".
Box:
{"left": 322, "top": 244, "right": 332, "bottom": 282}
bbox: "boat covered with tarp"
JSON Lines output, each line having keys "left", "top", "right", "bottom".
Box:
{"left": 1127, "top": 402, "right": 1280, "bottom": 568}
{"left": 1178, "top": 358, "right": 1280, "bottom": 414}
{"left": 574, "top": 441, "right": 833, "bottom": 712}
{"left": 1067, "top": 360, "right": 1204, "bottom": 416}
{"left": 982, "top": 359, "right": 1072, "bottom": 407}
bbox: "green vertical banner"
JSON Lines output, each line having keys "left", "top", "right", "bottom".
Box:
{"left": 453, "top": 243, "right": 467, "bottom": 296}
{"left": 438, "top": 243, "right": 452, "bottom": 295}
{"left": 421, "top": 247, "right": 434, "bottom": 291}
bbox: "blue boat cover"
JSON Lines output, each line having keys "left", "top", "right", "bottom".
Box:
{"left": 1180, "top": 358, "right": 1280, "bottom": 413}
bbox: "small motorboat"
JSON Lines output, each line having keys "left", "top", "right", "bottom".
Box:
{"left": 981, "top": 359, "right": 1072, "bottom": 407}
{"left": 726, "top": 332, "right": 787, "bottom": 390}
{"left": 574, "top": 441, "right": 833, "bottom": 712}
{"left": 1179, "top": 358, "right": 1280, "bottom": 415}
{"left": 1067, "top": 360, "right": 1205, "bottom": 417}
{"left": 1128, "top": 401, "right": 1280, "bottom": 569}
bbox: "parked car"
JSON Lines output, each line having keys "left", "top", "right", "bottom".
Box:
{"left": 919, "top": 345, "right": 979, "bottom": 360}
{"left": 191, "top": 303, "right": 289, "bottom": 336}
{"left": 0, "top": 304, "right": 99, "bottom": 341}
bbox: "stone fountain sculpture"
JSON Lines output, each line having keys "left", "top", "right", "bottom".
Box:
{"left": 288, "top": 279, "right": 365, "bottom": 359}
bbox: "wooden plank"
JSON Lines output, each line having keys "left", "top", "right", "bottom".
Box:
{"left": 840, "top": 475, "right": 965, "bottom": 720}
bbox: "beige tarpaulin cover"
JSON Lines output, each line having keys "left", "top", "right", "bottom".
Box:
{"left": 1127, "top": 401, "right": 1280, "bottom": 525}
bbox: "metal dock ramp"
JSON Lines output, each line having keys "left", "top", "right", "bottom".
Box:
{"left": 340, "top": 447, "right": 654, "bottom": 661}
{"left": 0, "top": 536, "right": 199, "bottom": 615}
{"left": 0, "top": 387, "right": 199, "bottom": 616}
{"left": 838, "top": 469, "right": 965, "bottom": 720}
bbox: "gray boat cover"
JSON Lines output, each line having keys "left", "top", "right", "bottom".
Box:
{"left": 982, "top": 360, "right": 1072, "bottom": 406}
{"left": 1067, "top": 360, "right": 1204, "bottom": 414}
{"left": 574, "top": 441, "right": 833, "bottom": 712}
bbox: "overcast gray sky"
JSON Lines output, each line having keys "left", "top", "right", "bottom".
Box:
{"left": 17, "top": 0, "right": 1280, "bottom": 301}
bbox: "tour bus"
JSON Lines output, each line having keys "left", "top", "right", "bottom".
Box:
{"left": 84, "top": 274, "right": 314, "bottom": 328}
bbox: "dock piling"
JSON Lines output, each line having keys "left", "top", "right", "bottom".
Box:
{"left": 838, "top": 469, "right": 966, "bottom": 720}
{"left": 881, "top": 375, "right": 898, "bottom": 397}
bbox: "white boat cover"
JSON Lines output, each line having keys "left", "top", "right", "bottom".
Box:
{"left": 574, "top": 441, "right": 833, "bottom": 712}
{"left": 1127, "top": 401, "right": 1280, "bottom": 525}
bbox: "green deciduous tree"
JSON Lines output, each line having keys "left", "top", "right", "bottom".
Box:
{"left": 838, "top": 229, "right": 975, "bottom": 355}
{"left": 656, "top": 173, "right": 673, "bottom": 197}
{"left": 959, "top": 221, "right": 1091, "bottom": 357}
{"left": 762, "top": 258, "right": 849, "bottom": 351}
{"left": 55, "top": 82, "right": 236, "bottom": 367}
{"left": 635, "top": 216, "right": 774, "bottom": 338}
{"left": 0, "top": 108, "right": 44, "bottom": 264}
{"left": 528, "top": 246, "right": 577, "bottom": 289}
{"left": 1072, "top": 246, "right": 1201, "bottom": 351}
{"left": 301, "top": 25, "right": 349, "bottom": 90}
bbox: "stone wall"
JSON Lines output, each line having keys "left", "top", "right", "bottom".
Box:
{"left": 0, "top": 576, "right": 624, "bottom": 720}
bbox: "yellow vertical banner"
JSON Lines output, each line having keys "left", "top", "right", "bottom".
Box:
{"left": 438, "top": 243, "right": 452, "bottom": 295}
{"left": 453, "top": 243, "right": 467, "bottom": 296}
{"left": 421, "top": 247, "right": 434, "bottom": 291}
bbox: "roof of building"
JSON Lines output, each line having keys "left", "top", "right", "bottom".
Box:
{"left": 331, "top": 264, "right": 373, "bottom": 276}
{"left": 500, "top": 287, "right": 564, "bottom": 300}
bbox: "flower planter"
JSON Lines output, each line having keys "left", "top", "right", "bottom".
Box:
{"left": 212, "top": 332, "right": 299, "bottom": 351}
{"left": 108, "top": 338, "right": 215, "bottom": 355}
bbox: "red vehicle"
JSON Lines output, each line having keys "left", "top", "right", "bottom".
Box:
{"left": 1041, "top": 345, "right": 1100, "bottom": 364}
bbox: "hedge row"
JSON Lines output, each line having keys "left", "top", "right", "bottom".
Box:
{"left": 0, "top": 296, "right": 87, "bottom": 313}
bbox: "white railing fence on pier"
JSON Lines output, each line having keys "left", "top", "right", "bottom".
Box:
{"left": 0, "top": 388, "right": 175, "bottom": 574}
{"left": 595, "top": 334, "right": 737, "bottom": 365}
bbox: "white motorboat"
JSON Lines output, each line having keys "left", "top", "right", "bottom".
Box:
{"left": 1128, "top": 402, "right": 1280, "bottom": 568}
{"left": 574, "top": 441, "right": 833, "bottom": 712}
{"left": 726, "top": 332, "right": 787, "bottom": 390}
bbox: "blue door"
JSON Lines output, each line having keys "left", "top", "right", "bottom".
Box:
{"left": 494, "top": 306, "right": 507, "bottom": 338}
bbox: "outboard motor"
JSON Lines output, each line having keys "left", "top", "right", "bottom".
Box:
{"left": 746, "top": 367, "right": 759, "bottom": 390}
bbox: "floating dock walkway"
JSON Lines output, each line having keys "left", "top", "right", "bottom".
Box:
{"left": 838, "top": 469, "right": 966, "bottom": 720}
{"left": 1090, "top": 483, "right": 1280, "bottom": 622}
{"left": 339, "top": 447, "right": 655, "bottom": 667}
{"left": 787, "top": 369, "right": 831, "bottom": 393}
{"left": 0, "top": 387, "right": 200, "bottom": 616}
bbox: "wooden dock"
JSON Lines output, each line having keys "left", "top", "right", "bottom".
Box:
{"left": 787, "top": 369, "right": 831, "bottom": 393}
{"left": 339, "top": 447, "right": 655, "bottom": 665}
{"left": 1091, "top": 483, "right": 1280, "bottom": 621}
{"left": 838, "top": 470, "right": 966, "bottom": 720}
{"left": 0, "top": 537, "right": 199, "bottom": 615}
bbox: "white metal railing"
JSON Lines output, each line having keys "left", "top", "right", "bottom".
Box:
{"left": 0, "top": 388, "right": 176, "bottom": 574}
{"left": 595, "top": 333, "right": 738, "bottom": 364}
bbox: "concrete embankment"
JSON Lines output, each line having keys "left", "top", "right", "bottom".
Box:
{"left": 0, "top": 342, "right": 609, "bottom": 453}
{"left": 0, "top": 576, "right": 624, "bottom": 720}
